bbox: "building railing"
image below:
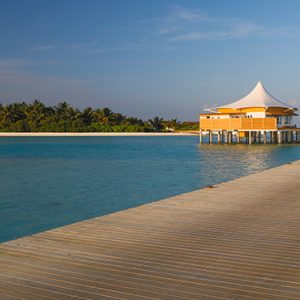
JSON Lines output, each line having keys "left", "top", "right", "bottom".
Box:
{"left": 199, "top": 117, "right": 277, "bottom": 131}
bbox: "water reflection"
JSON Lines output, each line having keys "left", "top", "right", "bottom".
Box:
{"left": 1, "top": 136, "right": 300, "bottom": 242}
{"left": 197, "top": 143, "right": 299, "bottom": 185}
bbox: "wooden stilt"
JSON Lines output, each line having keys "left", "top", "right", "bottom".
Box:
{"left": 199, "top": 129, "right": 203, "bottom": 143}
{"left": 258, "top": 131, "right": 262, "bottom": 143}
{"left": 278, "top": 131, "right": 282, "bottom": 144}
{"left": 272, "top": 131, "right": 276, "bottom": 143}
{"left": 236, "top": 131, "right": 240, "bottom": 143}
{"left": 263, "top": 131, "right": 267, "bottom": 144}
{"left": 209, "top": 131, "right": 213, "bottom": 143}
{"left": 274, "top": 131, "right": 277, "bottom": 143}
{"left": 296, "top": 131, "right": 300, "bottom": 143}
{"left": 228, "top": 132, "right": 232, "bottom": 144}
{"left": 253, "top": 132, "right": 257, "bottom": 143}
{"left": 288, "top": 131, "right": 292, "bottom": 143}
{"left": 217, "top": 131, "right": 221, "bottom": 143}
{"left": 249, "top": 131, "right": 252, "bottom": 145}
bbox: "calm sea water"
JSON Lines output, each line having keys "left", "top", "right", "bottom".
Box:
{"left": 1, "top": 136, "right": 300, "bottom": 242}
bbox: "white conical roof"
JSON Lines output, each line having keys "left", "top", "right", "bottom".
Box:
{"left": 217, "top": 81, "right": 293, "bottom": 109}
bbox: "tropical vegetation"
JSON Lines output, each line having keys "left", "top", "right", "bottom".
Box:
{"left": 0, "top": 100, "right": 199, "bottom": 132}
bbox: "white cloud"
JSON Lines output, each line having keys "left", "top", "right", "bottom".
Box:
{"left": 152, "top": 7, "right": 299, "bottom": 43}
{"left": 169, "top": 21, "right": 263, "bottom": 42}
{"left": 158, "top": 26, "right": 181, "bottom": 35}
{"left": 67, "top": 42, "right": 97, "bottom": 49}
{"left": 168, "top": 31, "right": 214, "bottom": 42}
{"left": 89, "top": 38, "right": 156, "bottom": 54}
{"left": 31, "top": 45, "right": 55, "bottom": 51}
{"left": 166, "top": 6, "right": 211, "bottom": 22}
{"left": 12, "top": 6, "right": 300, "bottom": 59}
{"left": 155, "top": 6, "right": 210, "bottom": 37}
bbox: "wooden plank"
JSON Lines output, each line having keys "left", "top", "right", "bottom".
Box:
{"left": 1, "top": 161, "right": 300, "bottom": 299}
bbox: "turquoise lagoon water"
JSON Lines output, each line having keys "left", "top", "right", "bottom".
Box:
{"left": 1, "top": 136, "right": 300, "bottom": 243}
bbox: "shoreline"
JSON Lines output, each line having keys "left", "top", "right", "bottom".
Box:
{"left": 0, "top": 132, "right": 198, "bottom": 137}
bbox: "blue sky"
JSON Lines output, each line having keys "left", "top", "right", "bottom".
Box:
{"left": 1, "top": 0, "right": 300, "bottom": 120}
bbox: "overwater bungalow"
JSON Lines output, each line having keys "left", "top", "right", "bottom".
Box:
{"left": 199, "top": 81, "right": 299, "bottom": 144}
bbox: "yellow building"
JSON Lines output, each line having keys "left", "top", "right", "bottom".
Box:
{"left": 199, "top": 81, "right": 299, "bottom": 144}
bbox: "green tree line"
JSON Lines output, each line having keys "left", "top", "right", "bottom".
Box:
{"left": 0, "top": 100, "right": 199, "bottom": 132}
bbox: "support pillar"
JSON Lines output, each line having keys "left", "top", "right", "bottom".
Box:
{"left": 270, "top": 131, "right": 273, "bottom": 144}
{"left": 236, "top": 131, "right": 240, "bottom": 143}
{"left": 228, "top": 132, "right": 232, "bottom": 144}
{"left": 296, "top": 132, "right": 300, "bottom": 143}
{"left": 271, "top": 131, "right": 276, "bottom": 143}
{"left": 285, "top": 131, "right": 288, "bottom": 143}
{"left": 253, "top": 132, "right": 257, "bottom": 143}
{"left": 217, "top": 131, "right": 221, "bottom": 143}
{"left": 209, "top": 131, "right": 213, "bottom": 144}
{"left": 284, "top": 131, "right": 288, "bottom": 143}
{"left": 277, "top": 131, "right": 282, "bottom": 144}
{"left": 224, "top": 131, "right": 228, "bottom": 143}
{"left": 292, "top": 131, "right": 295, "bottom": 143}
{"left": 249, "top": 131, "right": 252, "bottom": 145}
{"left": 273, "top": 131, "right": 278, "bottom": 143}
{"left": 263, "top": 131, "right": 267, "bottom": 144}
{"left": 258, "top": 131, "right": 262, "bottom": 143}
{"left": 199, "top": 129, "right": 203, "bottom": 144}
{"left": 288, "top": 131, "right": 292, "bottom": 143}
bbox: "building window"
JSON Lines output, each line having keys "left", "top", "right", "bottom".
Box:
{"left": 277, "top": 116, "right": 282, "bottom": 124}
{"left": 284, "top": 116, "right": 290, "bottom": 124}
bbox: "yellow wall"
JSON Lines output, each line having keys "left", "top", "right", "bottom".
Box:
{"left": 200, "top": 117, "right": 277, "bottom": 130}
{"left": 217, "top": 107, "right": 265, "bottom": 114}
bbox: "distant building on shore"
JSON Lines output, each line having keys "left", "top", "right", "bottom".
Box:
{"left": 199, "top": 81, "right": 299, "bottom": 144}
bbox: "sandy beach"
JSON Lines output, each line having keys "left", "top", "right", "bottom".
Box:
{"left": 0, "top": 132, "right": 198, "bottom": 137}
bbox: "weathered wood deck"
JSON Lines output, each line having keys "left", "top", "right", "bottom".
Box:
{"left": 1, "top": 161, "right": 300, "bottom": 299}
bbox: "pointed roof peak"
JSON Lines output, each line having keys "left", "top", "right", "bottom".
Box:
{"left": 254, "top": 80, "right": 266, "bottom": 89}
{"left": 216, "top": 81, "right": 292, "bottom": 110}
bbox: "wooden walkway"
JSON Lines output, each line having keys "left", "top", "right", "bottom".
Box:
{"left": 1, "top": 161, "right": 300, "bottom": 299}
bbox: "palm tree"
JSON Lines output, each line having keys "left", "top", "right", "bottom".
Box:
{"left": 170, "top": 118, "right": 180, "bottom": 131}
{"left": 124, "top": 117, "right": 144, "bottom": 126}
{"left": 148, "top": 116, "right": 164, "bottom": 132}
{"left": 81, "top": 107, "right": 94, "bottom": 125}
{"left": 94, "top": 107, "right": 114, "bottom": 126}
{"left": 1, "top": 105, "right": 15, "bottom": 125}
{"left": 25, "top": 100, "right": 46, "bottom": 128}
{"left": 111, "top": 113, "right": 126, "bottom": 125}
{"left": 55, "top": 101, "right": 80, "bottom": 121}
{"left": 0, "top": 103, "right": 26, "bottom": 126}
